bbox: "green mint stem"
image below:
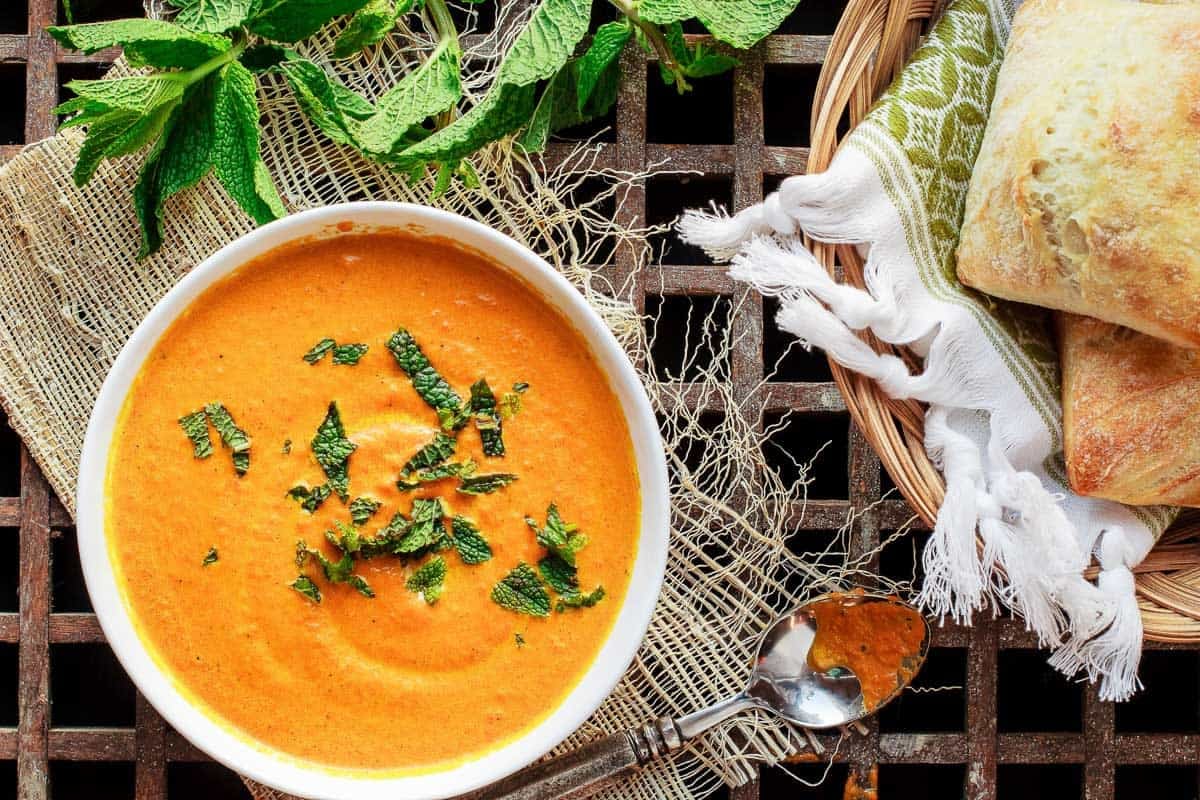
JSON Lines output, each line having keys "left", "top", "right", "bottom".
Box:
{"left": 182, "top": 34, "right": 248, "bottom": 85}
{"left": 608, "top": 0, "right": 689, "bottom": 92}
{"left": 424, "top": 0, "right": 461, "bottom": 130}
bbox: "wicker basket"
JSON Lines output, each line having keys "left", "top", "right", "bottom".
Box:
{"left": 809, "top": 0, "right": 1200, "bottom": 641}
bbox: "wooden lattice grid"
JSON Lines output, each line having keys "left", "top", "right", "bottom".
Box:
{"left": 1, "top": 0, "right": 1199, "bottom": 797}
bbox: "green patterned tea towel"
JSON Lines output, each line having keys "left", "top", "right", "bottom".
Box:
{"left": 680, "top": 0, "right": 1172, "bottom": 700}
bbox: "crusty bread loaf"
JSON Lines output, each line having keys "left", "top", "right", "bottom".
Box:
{"left": 1060, "top": 314, "right": 1200, "bottom": 506}
{"left": 957, "top": 0, "right": 1200, "bottom": 348}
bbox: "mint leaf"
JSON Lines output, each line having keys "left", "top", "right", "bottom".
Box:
{"left": 60, "top": 74, "right": 187, "bottom": 115}
{"left": 400, "top": 431, "right": 456, "bottom": 476}
{"left": 491, "top": 562, "right": 550, "bottom": 617}
{"left": 278, "top": 59, "right": 372, "bottom": 148}
{"left": 48, "top": 19, "right": 231, "bottom": 69}
{"left": 287, "top": 483, "right": 332, "bottom": 512}
{"left": 537, "top": 554, "right": 577, "bottom": 595}
{"left": 359, "top": 511, "right": 410, "bottom": 558}
{"left": 386, "top": 328, "right": 462, "bottom": 411}
{"left": 683, "top": 44, "right": 737, "bottom": 78}
{"left": 575, "top": 21, "right": 631, "bottom": 111}
{"left": 202, "top": 546, "right": 219, "bottom": 566}
{"left": 526, "top": 503, "right": 587, "bottom": 566}
{"left": 212, "top": 61, "right": 286, "bottom": 225}
{"left": 395, "top": 81, "right": 537, "bottom": 170}
{"left": 496, "top": 0, "right": 592, "bottom": 86}
{"left": 134, "top": 75, "right": 218, "bottom": 257}
{"left": 168, "top": 0, "right": 258, "bottom": 33}
{"left": 332, "top": 343, "right": 368, "bottom": 365}
{"left": 333, "top": 0, "right": 396, "bottom": 57}
{"left": 357, "top": 40, "right": 461, "bottom": 157}
{"left": 282, "top": 438, "right": 292, "bottom": 454}
{"left": 538, "top": 553, "right": 604, "bottom": 610}
{"left": 406, "top": 555, "right": 447, "bottom": 604}
{"left": 557, "top": 585, "right": 605, "bottom": 611}
{"left": 204, "top": 402, "right": 250, "bottom": 475}
{"left": 348, "top": 574, "right": 376, "bottom": 598}
{"left": 303, "top": 337, "right": 336, "bottom": 363}
{"left": 248, "top": 0, "right": 373, "bottom": 43}
{"left": 396, "top": 458, "right": 475, "bottom": 490}
{"left": 457, "top": 472, "right": 517, "bottom": 495}
{"left": 396, "top": 497, "right": 446, "bottom": 554}
{"left": 178, "top": 409, "right": 213, "bottom": 458}
{"left": 311, "top": 401, "right": 357, "bottom": 500}
{"left": 349, "top": 496, "right": 381, "bottom": 525}
{"left": 58, "top": 76, "right": 187, "bottom": 189}
{"left": 639, "top": 0, "right": 800, "bottom": 49}
{"left": 469, "top": 379, "right": 504, "bottom": 457}
{"left": 388, "top": 0, "right": 595, "bottom": 171}
{"left": 394, "top": 0, "right": 591, "bottom": 170}
{"left": 291, "top": 575, "right": 322, "bottom": 602}
{"left": 450, "top": 515, "right": 492, "bottom": 564}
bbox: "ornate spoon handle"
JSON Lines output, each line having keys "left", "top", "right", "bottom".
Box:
{"left": 461, "top": 694, "right": 759, "bottom": 800}
{"left": 460, "top": 719, "right": 681, "bottom": 800}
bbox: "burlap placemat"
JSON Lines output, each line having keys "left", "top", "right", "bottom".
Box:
{"left": 0, "top": 6, "right": 891, "bottom": 798}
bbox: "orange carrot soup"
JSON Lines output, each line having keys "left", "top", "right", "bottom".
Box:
{"left": 104, "top": 229, "right": 641, "bottom": 774}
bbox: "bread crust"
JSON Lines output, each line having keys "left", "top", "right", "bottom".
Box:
{"left": 1060, "top": 313, "right": 1200, "bottom": 506}
{"left": 958, "top": 0, "right": 1200, "bottom": 348}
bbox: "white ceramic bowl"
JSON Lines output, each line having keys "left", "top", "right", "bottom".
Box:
{"left": 76, "top": 202, "right": 670, "bottom": 800}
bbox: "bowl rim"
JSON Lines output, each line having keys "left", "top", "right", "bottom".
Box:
{"left": 75, "top": 202, "right": 670, "bottom": 800}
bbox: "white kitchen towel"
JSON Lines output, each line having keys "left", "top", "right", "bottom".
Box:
{"left": 678, "top": 0, "right": 1173, "bottom": 700}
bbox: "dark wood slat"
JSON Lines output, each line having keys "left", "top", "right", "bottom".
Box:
{"left": 24, "top": 2, "right": 56, "bottom": 144}
{"left": 135, "top": 695, "right": 167, "bottom": 800}
{"left": 17, "top": 450, "right": 50, "bottom": 800}
{"left": 965, "top": 619, "right": 998, "bottom": 799}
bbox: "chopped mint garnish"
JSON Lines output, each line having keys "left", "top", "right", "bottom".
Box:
{"left": 537, "top": 554, "right": 577, "bottom": 595}
{"left": 359, "top": 511, "right": 409, "bottom": 559}
{"left": 311, "top": 401, "right": 356, "bottom": 500}
{"left": 332, "top": 343, "right": 368, "bottom": 365}
{"left": 386, "top": 328, "right": 462, "bottom": 411}
{"left": 515, "top": 632, "right": 526, "bottom": 648}
{"left": 400, "top": 431, "right": 456, "bottom": 476}
{"left": 406, "top": 555, "right": 447, "bottom": 604}
{"left": 395, "top": 497, "right": 446, "bottom": 554}
{"left": 457, "top": 472, "right": 517, "bottom": 495}
{"left": 491, "top": 562, "right": 551, "bottom": 617}
{"left": 204, "top": 402, "right": 250, "bottom": 475}
{"left": 396, "top": 459, "right": 476, "bottom": 491}
{"left": 179, "top": 410, "right": 213, "bottom": 458}
{"left": 202, "top": 546, "right": 219, "bottom": 566}
{"left": 526, "top": 503, "right": 587, "bottom": 566}
{"left": 556, "top": 585, "right": 605, "bottom": 612}
{"left": 287, "top": 483, "right": 332, "bottom": 513}
{"left": 349, "top": 495, "right": 381, "bottom": 525}
{"left": 512, "top": 382, "right": 530, "bottom": 393}
{"left": 450, "top": 515, "right": 492, "bottom": 564}
{"left": 291, "top": 575, "right": 322, "bottom": 603}
{"left": 347, "top": 574, "right": 375, "bottom": 598}
{"left": 498, "top": 391, "right": 522, "bottom": 420}
{"left": 282, "top": 438, "right": 292, "bottom": 454}
{"left": 469, "top": 379, "right": 504, "bottom": 456}
{"left": 303, "top": 338, "right": 336, "bottom": 364}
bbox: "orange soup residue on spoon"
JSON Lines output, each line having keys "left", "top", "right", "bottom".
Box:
{"left": 805, "top": 594, "right": 926, "bottom": 711}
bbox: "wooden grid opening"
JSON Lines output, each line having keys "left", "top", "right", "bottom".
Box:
{"left": 1, "top": 0, "right": 1198, "bottom": 797}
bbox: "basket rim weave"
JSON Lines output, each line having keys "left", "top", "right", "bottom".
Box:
{"left": 808, "top": 0, "right": 1200, "bottom": 642}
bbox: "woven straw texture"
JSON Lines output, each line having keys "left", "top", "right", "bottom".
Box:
{"left": 806, "top": 0, "right": 1200, "bottom": 642}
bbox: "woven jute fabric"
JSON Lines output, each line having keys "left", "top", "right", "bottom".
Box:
{"left": 0, "top": 8, "right": 877, "bottom": 799}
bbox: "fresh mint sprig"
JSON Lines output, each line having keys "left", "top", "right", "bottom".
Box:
{"left": 51, "top": 0, "right": 799, "bottom": 256}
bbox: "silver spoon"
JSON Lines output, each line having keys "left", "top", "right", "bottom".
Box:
{"left": 464, "top": 593, "right": 930, "bottom": 800}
